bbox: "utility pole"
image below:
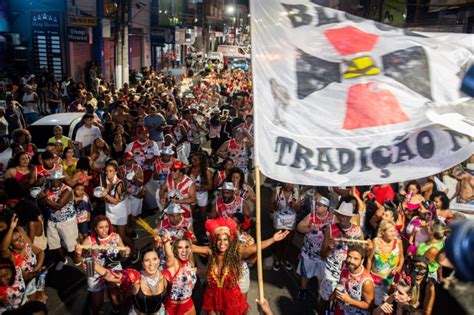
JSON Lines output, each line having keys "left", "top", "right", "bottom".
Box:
{"left": 115, "top": 0, "right": 129, "bottom": 88}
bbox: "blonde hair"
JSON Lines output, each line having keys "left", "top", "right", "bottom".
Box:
{"left": 377, "top": 220, "right": 396, "bottom": 238}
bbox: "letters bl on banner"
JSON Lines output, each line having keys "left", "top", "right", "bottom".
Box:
{"left": 250, "top": 0, "right": 474, "bottom": 186}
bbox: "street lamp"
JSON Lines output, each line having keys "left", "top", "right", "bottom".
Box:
{"left": 226, "top": 5, "right": 235, "bottom": 15}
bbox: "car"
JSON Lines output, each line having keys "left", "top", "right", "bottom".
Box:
{"left": 231, "top": 58, "right": 250, "bottom": 72}
{"left": 0, "top": 113, "right": 85, "bottom": 172}
{"left": 27, "top": 112, "right": 85, "bottom": 150}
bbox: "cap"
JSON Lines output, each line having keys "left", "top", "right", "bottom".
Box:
{"left": 172, "top": 160, "right": 186, "bottom": 170}
{"left": 123, "top": 152, "right": 134, "bottom": 159}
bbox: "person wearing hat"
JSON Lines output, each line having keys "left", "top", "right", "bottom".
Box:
{"left": 37, "top": 169, "right": 78, "bottom": 271}
{"left": 318, "top": 197, "right": 364, "bottom": 315}
{"left": 125, "top": 126, "right": 160, "bottom": 183}
{"left": 159, "top": 160, "right": 196, "bottom": 219}
{"left": 157, "top": 203, "right": 195, "bottom": 243}
{"left": 295, "top": 196, "right": 334, "bottom": 300}
{"left": 209, "top": 182, "right": 251, "bottom": 219}
{"left": 119, "top": 151, "right": 145, "bottom": 241}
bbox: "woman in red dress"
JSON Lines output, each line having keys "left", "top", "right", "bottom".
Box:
{"left": 192, "top": 217, "right": 289, "bottom": 315}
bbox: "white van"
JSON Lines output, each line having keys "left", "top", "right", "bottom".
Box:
{"left": 208, "top": 51, "right": 224, "bottom": 63}
{"left": 217, "top": 45, "right": 250, "bottom": 60}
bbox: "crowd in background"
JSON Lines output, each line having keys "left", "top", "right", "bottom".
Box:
{"left": 0, "top": 56, "right": 472, "bottom": 315}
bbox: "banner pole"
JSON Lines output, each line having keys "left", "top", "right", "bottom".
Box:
{"left": 255, "top": 165, "right": 265, "bottom": 302}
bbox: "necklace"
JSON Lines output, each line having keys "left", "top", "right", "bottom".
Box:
{"left": 142, "top": 271, "right": 160, "bottom": 294}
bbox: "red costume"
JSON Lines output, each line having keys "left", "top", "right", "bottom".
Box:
{"left": 203, "top": 218, "right": 249, "bottom": 315}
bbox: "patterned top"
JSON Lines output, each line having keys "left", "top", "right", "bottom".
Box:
{"left": 160, "top": 218, "right": 194, "bottom": 242}
{"left": 47, "top": 184, "right": 76, "bottom": 223}
{"left": 0, "top": 266, "right": 26, "bottom": 312}
{"left": 154, "top": 157, "right": 176, "bottom": 183}
{"left": 89, "top": 233, "right": 121, "bottom": 269}
{"left": 325, "top": 224, "right": 363, "bottom": 280}
{"left": 12, "top": 243, "right": 37, "bottom": 273}
{"left": 165, "top": 174, "right": 194, "bottom": 218}
{"left": 301, "top": 211, "right": 334, "bottom": 260}
{"left": 126, "top": 139, "right": 159, "bottom": 171}
{"left": 227, "top": 138, "right": 249, "bottom": 173}
{"left": 168, "top": 261, "right": 197, "bottom": 301}
{"left": 336, "top": 267, "right": 373, "bottom": 315}
{"left": 74, "top": 194, "right": 91, "bottom": 223}
{"left": 216, "top": 196, "right": 244, "bottom": 218}
{"left": 371, "top": 238, "right": 400, "bottom": 279}
{"left": 120, "top": 163, "right": 145, "bottom": 196}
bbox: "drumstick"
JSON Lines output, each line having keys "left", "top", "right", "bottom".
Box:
{"left": 78, "top": 244, "right": 128, "bottom": 251}
{"left": 333, "top": 238, "right": 369, "bottom": 244}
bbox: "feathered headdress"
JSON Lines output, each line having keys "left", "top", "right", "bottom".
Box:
{"left": 205, "top": 217, "right": 237, "bottom": 241}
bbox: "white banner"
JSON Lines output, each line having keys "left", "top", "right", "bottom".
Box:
{"left": 251, "top": 0, "right": 474, "bottom": 186}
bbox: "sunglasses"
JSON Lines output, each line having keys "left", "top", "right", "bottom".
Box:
{"left": 171, "top": 168, "right": 180, "bottom": 172}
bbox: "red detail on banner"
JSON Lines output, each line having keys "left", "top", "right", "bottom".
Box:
{"left": 343, "top": 82, "right": 409, "bottom": 130}
{"left": 324, "top": 26, "right": 379, "bottom": 56}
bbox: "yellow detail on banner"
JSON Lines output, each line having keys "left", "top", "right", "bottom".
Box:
{"left": 343, "top": 56, "right": 381, "bottom": 79}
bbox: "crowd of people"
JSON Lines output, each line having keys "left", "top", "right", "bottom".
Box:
{"left": 0, "top": 57, "right": 472, "bottom": 315}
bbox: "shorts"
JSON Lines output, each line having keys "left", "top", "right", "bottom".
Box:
{"left": 87, "top": 264, "right": 122, "bottom": 292}
{"left": 297, "top": 255, "right": 324, "bottom": 281}
{"left": 78, "top": 221, "right": 89, "bottom": 235}
{"left": 319, "top": 274, "right": 339, "bottom": 301}
{"left": 196, "top": 191, "right": 209, "bottom": 208}
{"left": 47, "top": 219, "right": 79, "bottom": 252}
{"left": 128, "top": 195, "right": 144, "bottom": 216}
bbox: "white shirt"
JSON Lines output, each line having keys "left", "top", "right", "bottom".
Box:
{"left": 75, "top": 125, "right": 101, "bottom": 148}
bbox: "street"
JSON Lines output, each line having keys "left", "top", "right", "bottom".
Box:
{"left": 43, "top": 185, "right": 319, "bottom": 315}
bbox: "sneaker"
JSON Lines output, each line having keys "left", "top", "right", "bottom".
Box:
{"left": 272, "top": 259, "right": 281, "bottom": 271}
{"left": 283, "top": 260, "right": 293, "bottom": 271}
{"left": 131, "top": 249, "right": 141, "bottom": 264}
{"left": 55, "top": 258, "right": 68, "bottom": 271}
{"left": 297, "top": 288, "right": 308, "bottom": 301}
